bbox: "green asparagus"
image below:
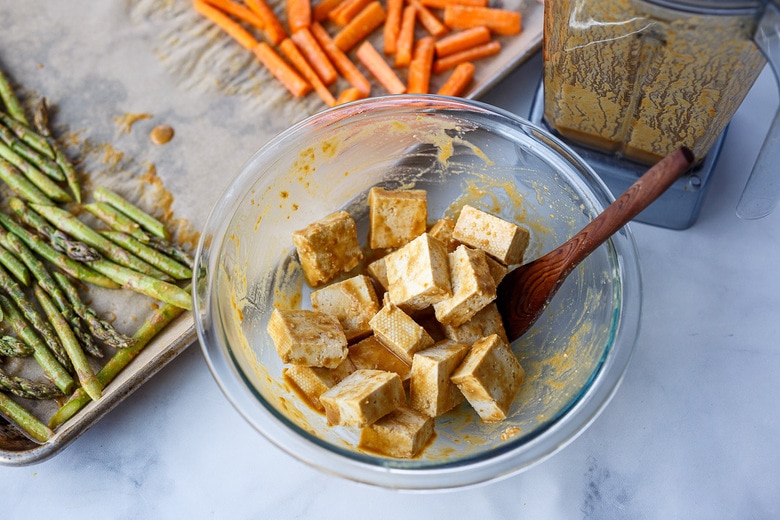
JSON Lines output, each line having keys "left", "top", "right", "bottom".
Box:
{"left": 0, "top": 66, "right": 29, "bottom": 126}
{"left": 0, "top": 241, "right": 31, "bottom": 285}
{"left": 0, "top": 365, "right": 62, "bottom": 400}
{"left": 93, "top": 187, "right": 170, "bottom": 240}
{"left": 0, "top": 140, "right": 71, "bottom": 201}
{"left": 83, "top": 201, "right": 146, "bottom": 240}
{"left": 0, "top": 392, "right": 52, "bottom": 443}
{"left": 0, "top": 157, "right": 54, "bottom": 205}
{"left": 88, "top": 258, "right": 193, "bottom": 310}
{"left": 0, "top": 335, "right": 33, "bottom": 357}
{"left": 101, "top": 230, "right": 192, "bottom": 280}
{"left": 0, "top": 113, "right": 61, "bottom": 177}
{"left": 31, "top": 97, "right": 81, "bottom": 203}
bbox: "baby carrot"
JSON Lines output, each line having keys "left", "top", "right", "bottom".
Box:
{"left": 193, "top": 0, "right": 259, "bottom": 50}
{"left": 436, "top": 61, "right": 475, "bottom": 97}
{"left": 201, "top": 0, "right": 265, "bottom": 29}
{"left": 383, "top": 0, "right": 404, "bottom": 55}
{"left": 356, "top": 41, "right": 406, "bottom": 95}
{"left": 434, "top": 26, "right": 491, "bottom": 57}
{"left": 287, "top": 0, "right": 312, "bottom": 32}
{"left": 291, "top": 27, "right": 339, "bottom": 85}
{"left": 310, "top": 22, "right": 372, "bottom": 95}
{"left": 252, "top": 42, "right": 312, "bottom": 97}
{"left": 408, "top": 0, "right": 448, "bottom": 37}
{"left": 328, "top": 0, "right": 372, "bottom": 26}
{"left": 433, "top": 39, "right": 500, "bottom": 73}
{"left": 279, "top": 38, "right": 337, "bottom": 106}
{"left": 407, "top": 36, "right": 436, "bottom": 94}
{"left": 333, "top": 1, "right": 386, "bottom": 52}
{"left": 336, "top": 87, "right": 367, "bottom": 104}
{"left": 394, "top": 5, "right": 416, "bottom": 68}
{"left": 420, "top": 0, "right": 487, "bottom": 8}
{"left": 246, "top": 0, "right": 288, "bottom": 44}
{"left": 313, "top": 0, "right": 346, "bottom": 21}
{"left": 443, "top": 5, "right": 522, "bottom": 35}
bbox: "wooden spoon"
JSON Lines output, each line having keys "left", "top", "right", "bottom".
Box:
{"left": 497, "top": 147, "right": 695, "bottom": 341}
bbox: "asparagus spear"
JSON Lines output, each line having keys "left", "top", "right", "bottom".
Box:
{"left": 49, "top": 292, "right": 187, "bottom": 429}
{"left": 93, "top": 186, "right": 170, "bottom": 240}
{"left": 0, "top": 66, "right": 29, "bottom": 126}
{"left": 34, "top": 285, "right": 102, "bottom": 401}
{"left": 0, "top": 140, "right": 71, "bottom": 201}
{"left": 0, "top": 335, "right": 33, "bottom": 357}
{"left": 0, "top": 114, "right": 61, "bottom": 178}
{"left": 30, "top": 203, "right": 172, "bottom": 281}
{"left": 31, "top": 97, "right": 81, "bottom": 203}
{"left": 0, "top": 241, "right": 31, "bottom": 285}
{"left": 0, "top": 392, "right": 52, "bottom": 443}
{"left": 146, "top": 236, "right": 195, "bottom": 269}
{"left": 101, "top": 230, "right": 192, "bottom": 280}
{"left": 9, "top": 197, "right": 100, "bottom": 261}
{"left": 83, "top": 201, "right": 146, "bottom": 240}
{"left": 0, "top": 365, "right": 62, "bottom": 400}
{"left": 88, "top": 258, "right": 193, "bottom": 310}
{"left": 0, "top": 295, "right": 74, "bottom": 394}
{"left": 0, "top": 157, "right": 54, "bottom": 205}
{"left": 0, "top": 212, "right": 120, "bottom": 289}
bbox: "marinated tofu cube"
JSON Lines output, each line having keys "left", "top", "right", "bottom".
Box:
{"left": 452, "top": 205, "right": 530, "bottom": 265}
{"left": 320, "top": 369, "right": 406, "bottom": 427}
{"left": 428, "top": 217, "right": 459, "bottom": 252}
{"left": 367, "top": 256, "right": 389, "bottom": 291}
{"left": 433, "top": 245, "right": 497, "bottom": 327}
{"left": 349, "top": 335, "right": 412, "bottom": 387}
{"left": 409, "top": 340, "right": 469, "bottom": 417}
{"left": 292, "top": 210, "right": 363, "bottom": 287}
{"left": 311, "top": 275, "right": 381, "bottom": 342}
{"left": 359, "top": 406, "right": 435, "bottom": 458}
{"left": 283, "top": 357, "right": 355, "bottom": 411}
{"left": 267, "top": 308, "right": 348, "bottom": 368}
{"left": 451, "top": 334, "right": 525, "bottom": 423}
{"left": 368, "top": 301, "right": 435, "bottom": 364}
{"left": 442, "top": 302, "right": 508, "bottom": 345}
{"left": 485, "top": 255, "right": 508, "bottom": 286}
{"left": 368, "top": 187, "right": 427, "bottom": 249}
{"left": 385, "top": 233, "right": 452, "bottom": 313}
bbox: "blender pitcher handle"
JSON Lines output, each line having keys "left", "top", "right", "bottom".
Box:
{"left": 737, "top": 1, "right": 780, "bottom": 219}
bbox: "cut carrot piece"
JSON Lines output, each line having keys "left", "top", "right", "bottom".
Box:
{"left": 408, "top": 0, "right": 448, "bottom": 37}
{"left": 433, "top": 39, "right": 500, "bottom": 73}
{"left": 436, "top": 61, "right": 475, "bottom": 97}
{"left": 443, "top": 5, "right": 522, "bottom": 35}
{"left": 252, "top": 42, "right": 312, "bottom": 97}
{"left": 201, "top": 0, "right": 265, "bottom": 29}
{"left": 332, "top": 1, "right": 386, "bottom": 52}
{"left": 287, "top": 0, "right": 312, "bottom": 32}
{"left": 394, "top": 5, "right": 416, "bottom": 68}
{"left": 313, "top": 0, "right": 346, "bottom": 21}
{"left": 194, "top": 0, "right": 260, "bottom": 50}
{"left": 246, "top": 0, "right": 289, "bottom": 44}
{"left": 383, "top": 0, "right": 404, "bottom": 55}
{"left": 420, "top": 0, "right": 487, "bottom": 8}
{"left": 336, "top": 87, "right": 367, "bottom": 104}
{"left": 279, "top": 38, "right": 336, "bottom": 106}
{"left": 407, "top": 36, "right": 436, "bottom": 94}
{"left": 434, "top": 26, "right": 491, "bottom": 58}
{"left": 328, "top": 0, "right": 372, "bottom": 26}
{"left": 291, "top": 28, "right": 339, "bottom": 85}
{"left": 356, "top": 41, "right": 406, "bottom": 94}
{"left": 310, "top": 22, "right": 372, "bottom": 95}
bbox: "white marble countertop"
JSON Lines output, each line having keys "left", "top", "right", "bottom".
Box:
{"left": 3, "top": 18, "right": 780, "bottom": 520}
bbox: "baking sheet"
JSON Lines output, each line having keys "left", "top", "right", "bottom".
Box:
{"left": 0, "top": 0, "right": 542, "bottom": 465}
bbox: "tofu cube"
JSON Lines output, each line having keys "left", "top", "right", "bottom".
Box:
{"left": 359, "top": 406, "right": 435, "bottom": 458}
{"left": 311, "top": 274, "right": 381, "bottom": 342}
{"left": 283, "top": 358, "right": 355, "bottom": 411}
{"left": 485, "top": 255, "right": 509, "bottom": 286}
{"left": 320, "top": 369, "right": 405, "bottom": 427}
{"left": 368, "top": 187, "right": 427, "bottom": 249}
{"left": 433, "top": 245, "right": 497, "bottom": 327}
{"left": 451, "top": 334, "right": 525, "bottom": 423}
{"left": 292, "top": 210, "right": 363, "bottom": 287}
{"left": 348, "top": 336, "right": 412, "bottom": 387}
{"left": 385, "top": 233, "right": 452, "bottom": 313}
{"left": 409, "top": 340, "right": 469, "bottom": 417}
{"left": 452, "top": 205, "right": 530, "bottom": 265}
{"left": 368, "top": 301, "right": 434, "bottom": 364}
{"left": 442, "top": 302, "right": 508, "bottom": 345}
{"left": 267, "top": 308, "right": 348, "bottom": 368}
{"left": 428, "top": 217, "right": 459, "bottom": 252}
{"left": 366, "top": 256, "right": 389, "bottom": 291}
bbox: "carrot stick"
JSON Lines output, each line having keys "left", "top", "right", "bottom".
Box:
{"left": 407, "top": 36, "right": 436, "bottom": 94}
{"left": 356, "top": 41, "right": 406, "bottom": 94}
{"left": 408, "top": 0, "right": 448, "bottom": 37}
{"left": 291, "top": 27, "right": 339, "bottom": 85}
{"left": 313, "top": 0, "right": 346, "bottom": 21}
{"left": 420, "top": 0, "right": 487, "bottom": 8}
{"left": 336, "top": 87, "right": 367, "bottom": 104}
{"left": 201, "top": 0, "right": 266, "bottom": 29}
{"left": 252, "top": 42, "right": 312, "bottom": 97}
{"left": 246, "top": 0, "right": 289, "bottom": 44}
{"left": 436, "top": 61, "right": 475, "bottom": 97}
{"left": 193, "top": 0, "right": 260, "bottom": 50}
{"left": 310, "top": 22, "right": 372, "bottom": 95}
{"left": 432, "top": 39, "right": 500, "bottom": 73}
{"left": 287, "top": 0, "right": 312, "bottom": 32}
{"left": 332, "top": 1, "right": 386, "bottom": 52}
{"left": 383, "top": 0, "right": 404, "bottom": 55}
{"left": 279, "top": 38, "right": 336, "bottom": 106}
{"left": 434, "top": 26, "right": 491, "bottom": 57}
{"left": 328, "top": 0, "right": 372, "bottom": 26}
{"left": 394, "top": 5, "right": 416, "bottom": 68}
{"left": 443, "top": 5, "right": 522, "bottom": 35}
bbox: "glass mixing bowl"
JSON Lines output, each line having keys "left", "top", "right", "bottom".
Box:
{"left": 193, "top": 95, "right": 642, "bottom": 490}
